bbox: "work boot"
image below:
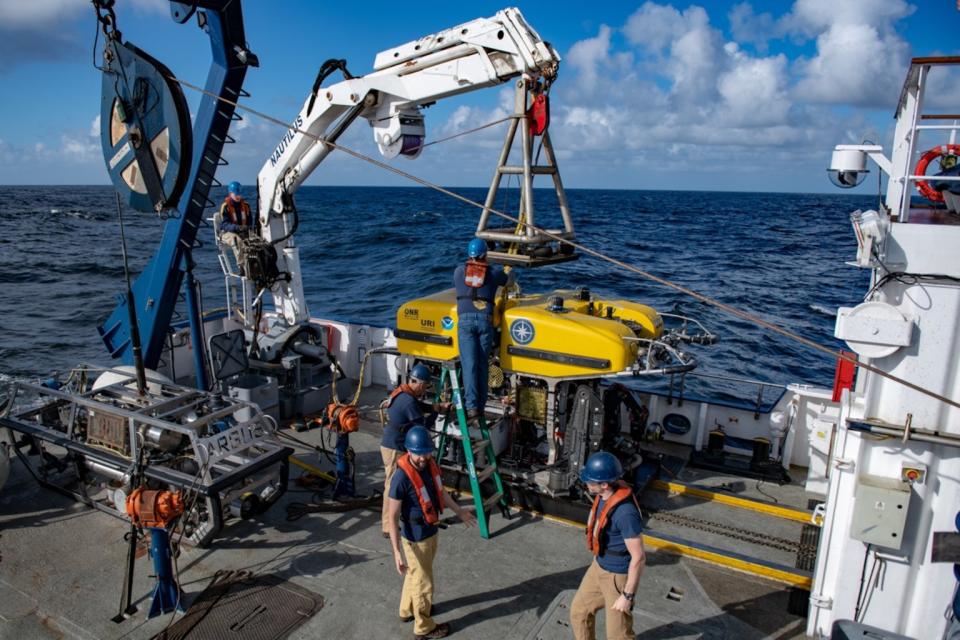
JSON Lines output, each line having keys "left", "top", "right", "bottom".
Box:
{"left": 415, "top": 622, "right": 450, "bottom": 639}
{"left": 466, "top": 408, "right": 481, "bottom": 423}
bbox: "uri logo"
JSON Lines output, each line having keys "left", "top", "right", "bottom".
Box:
{"left": 509, "top": 318, "right": 535, "bottom": 345}
{"left": 441, "top": 316, "right": 454, "bottom": 330}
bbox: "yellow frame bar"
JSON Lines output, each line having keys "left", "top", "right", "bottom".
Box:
{"left": 651, "top": 479, "right": 813, "bottom": 524}
{"left": 641, "top": 534, "right": 812, "bottom": 588}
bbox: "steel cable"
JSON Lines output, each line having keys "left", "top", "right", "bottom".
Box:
{"left": 165, "top": 75, "right": 960, "bottom": 412}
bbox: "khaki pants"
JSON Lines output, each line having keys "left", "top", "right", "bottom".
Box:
{"left": 570, "top": 559, "right": 634, "bottom": 640}
{"left": 220, "top": 230, "right": 246, "bottom": 264}
{"left": 400, "top": 534, "right": 439, "bottom": 636}
{"left": 381, "top": 446, "right": 399, "bottom": 534}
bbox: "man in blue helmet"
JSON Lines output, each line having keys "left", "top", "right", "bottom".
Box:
{"left": 380, "top": 364, "right": 451, "bottom": 537}
{"left": 570, "top": 451, "right": 645, "bottom": 640}
{"left": 453, "top": 238, "right": 510, "bottom": 421}
{"left": 219, "top": 181, "right": 255, "bottom": 264}
{"left": 388, "top": 426, "right": 476, "bottom": 639}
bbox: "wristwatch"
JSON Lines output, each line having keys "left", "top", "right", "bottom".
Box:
{"left": 622, "top": 592, "right": 635, "bottom": 603}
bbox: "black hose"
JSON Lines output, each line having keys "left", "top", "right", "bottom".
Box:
{"left": 306, "top": 59, "right": 354, "bottom": 117}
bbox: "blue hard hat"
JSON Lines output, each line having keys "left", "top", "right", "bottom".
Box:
{"left": 404, "top": 426, "right": 434, "bottom": 455}
{"left": 410, "top": 363, "right": 432, "bottom": 384}
{"left": 228, "top": 181, "right": 241, "bottom": 195}
{"left": 580, "top": 452, "right": 623, "bottom": 484}
{"left": 467, "top": 238, "right": 487, "bottom": 258}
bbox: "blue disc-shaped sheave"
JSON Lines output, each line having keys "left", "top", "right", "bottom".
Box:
{"left": 100, "top": 41, "right": 192, "bottom": 213}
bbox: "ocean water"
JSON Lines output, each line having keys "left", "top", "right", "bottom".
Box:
{"left": 0, "top": 185, "right": 874, "bottom": 402}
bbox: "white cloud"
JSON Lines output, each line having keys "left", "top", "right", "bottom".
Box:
{"left": 728, "top": 3, "right": 777, "bottom": 52}
{"left": 624, "top": 2, "right": 706, "bottom": 53}
{"left": 60, "top": 134, "right": 99, "bottom": 163}
{"left": 0, "top": 1, "right": 86, "bottom": 27}
{"left": 782, "top": 0, "right": 914, "bottom": 35}
{"left": 791, "top": 22, "right": 911, "bottom": 106}
{"left": 718, "top": 46, "right": 791, "bottom": 126}
{"left": 0, "top": 0, "right": 163, "bottom": 28}
{"left": 566, "top": 25, "right": 613, "bottom": 93}
{"left": 89, "top": 115, "right": 101, "bottom": 138}
{"left": 448, "top": 0, "right": 922, "bottom": 190}
{"left": 780, "top": 0, "right": 914, "bottom": 107}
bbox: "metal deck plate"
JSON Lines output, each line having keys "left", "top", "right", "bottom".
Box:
{"left": 154, "top": 571, "right": 322, "bottom": 640}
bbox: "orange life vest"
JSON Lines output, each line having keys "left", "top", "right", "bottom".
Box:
{"left": 464, "top": 259, "right": 488, "bottom": 289}
{"left": 396, "top": 452, "right": 445, "bottom": 525}
{"left": 386, "top": 384, "right": 418, "bottom": 408}
{"left": 585, "top": 484, "right": 637, "bottom": 556}
{"left": 221, "top": 197, "right": 251, "bottom": 227}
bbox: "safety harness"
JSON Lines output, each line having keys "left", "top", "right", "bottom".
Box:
{"left": 396, "top": 452, "right": 445, "bottom": 525}
{"left": 585, "top": 484, "right": 638, "bottom": 556}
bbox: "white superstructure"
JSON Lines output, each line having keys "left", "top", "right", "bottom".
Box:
{"left": 811, "top": 56, "right": 960, "bottom": 639}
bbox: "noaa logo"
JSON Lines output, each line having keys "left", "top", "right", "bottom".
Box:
{"left": 441, "top": 316, "right": 454, "bottom": 330}
{"left": 509, "top": 318, "right": 535, "bottom": 345}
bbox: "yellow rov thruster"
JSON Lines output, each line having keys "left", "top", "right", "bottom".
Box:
{"left": 396, "top": 286, "right": 715, "bottom": 380}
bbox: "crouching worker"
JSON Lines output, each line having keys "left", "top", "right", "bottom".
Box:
{"left": 388, "top": 426, "right": 476, "bottom": 639}
{"left": 570, "top": 452, "right": 646, "bottom": 640}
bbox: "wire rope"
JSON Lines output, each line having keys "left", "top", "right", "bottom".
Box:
{"left": 163, "top": 75, "right": 960, "bottom": 412}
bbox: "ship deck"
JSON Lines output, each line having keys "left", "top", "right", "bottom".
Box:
{"left": 0, "top": 386, "right": 811, "bottom": 640}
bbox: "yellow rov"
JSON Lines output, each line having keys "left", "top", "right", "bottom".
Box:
{"left": 394, "top": 284, "right": 717, "bottom": 510}
{"left": 396, "top": 286, "right": 713, "bottom": 380}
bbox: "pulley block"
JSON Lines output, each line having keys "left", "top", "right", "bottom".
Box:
{"left": 99, "top": 40, "right": 192, "bottom": 213}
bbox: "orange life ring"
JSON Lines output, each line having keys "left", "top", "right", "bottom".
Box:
{"left": 914, "top": 144, "right": 960, "bottom": 202}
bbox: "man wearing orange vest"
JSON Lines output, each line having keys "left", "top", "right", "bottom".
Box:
{"left": 388, "top": 426, "right": 476, "bottom": 639}
{"left": 570, "top": 452, "right": 646, "bottom": 640}
{"left": 380, "top": 364, "right": 450, "bottom": 537}
{"left": 219, "top": 181, "right": 255, "bottom": 265}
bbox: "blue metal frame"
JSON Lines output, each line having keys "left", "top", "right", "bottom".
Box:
{"left": 98, "top": 1, "right": 254, "bottom": 390}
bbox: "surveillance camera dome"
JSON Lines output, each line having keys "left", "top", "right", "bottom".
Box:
{"left": 828, "top": 169, "right": 868, "bottom": 188}
{"left": 827, "top": 147, "right": 869, "bottom": 189}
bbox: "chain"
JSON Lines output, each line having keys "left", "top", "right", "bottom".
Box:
{"left": 92, "top": 0, "right": 122, "bottom": 41}
{"left": 642, "top": 505, "right": 818, "bottom": 559}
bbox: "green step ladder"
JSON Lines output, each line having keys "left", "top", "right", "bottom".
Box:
{"left": 436, "top": 363, "right": 509, "bottom": 539}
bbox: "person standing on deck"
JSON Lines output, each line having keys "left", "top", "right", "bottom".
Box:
{"left": 380, "top": 363, "right": 450, "bottom": 537}
{"left": 219, "top": 181, "right": 255, "bottom": 263}
{"left": 388, "top": 426, "right": 476, "bottom": 639}
{"left": 570, "top": 452, "right": 646, "bottom": 640}
{"left": 453, "top": 238, "right": 509, "bottom": 422}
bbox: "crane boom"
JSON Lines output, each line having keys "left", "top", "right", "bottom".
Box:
{"left": 249, "top": 7, "right": 560, "bottom": 328}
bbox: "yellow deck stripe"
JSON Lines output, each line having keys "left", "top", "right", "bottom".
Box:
{"left": 445, "top": 484, "right": 812, "bottom": 588}
{"left": 651, "top": 479, "right": 813, "bottom": 523}
{"left": 640, "top": 534, "right": 812, "bottom": 588}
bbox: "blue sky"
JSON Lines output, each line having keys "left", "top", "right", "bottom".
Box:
{"left": 0, "top": 0, "right": 958, "bottom": 193}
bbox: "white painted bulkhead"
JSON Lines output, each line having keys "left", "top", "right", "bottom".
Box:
{"left": 808, "top": 222, "right": 960, "bottom": 639}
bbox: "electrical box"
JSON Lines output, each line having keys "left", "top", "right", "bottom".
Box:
{"left": 851, "top": 474, "right": 911, "bottom": 549}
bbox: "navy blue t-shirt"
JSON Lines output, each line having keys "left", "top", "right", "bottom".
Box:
{"left": 595, "top": 498, "right": 644, "bottom": 574}
{"left": 389, "top": 463, "right": 441, "bottom": 542}
{"left": 454, "top": 263, "right": 508, "bottom": 316}
{"left": 381, "top": 392, "right": 426, "bottom": 450}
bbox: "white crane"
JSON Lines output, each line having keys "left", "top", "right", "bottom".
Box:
{"left": 221, "top": 8, "right": 560, "bottom": 347}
